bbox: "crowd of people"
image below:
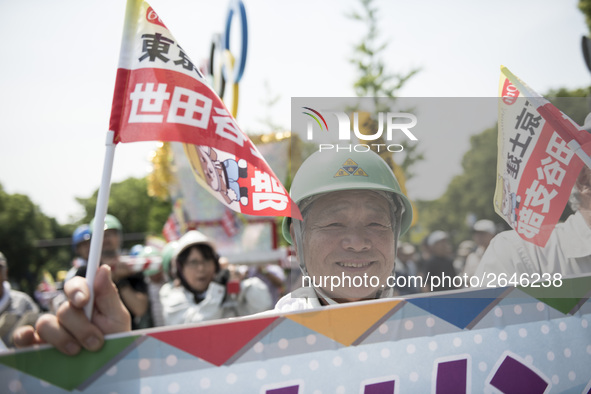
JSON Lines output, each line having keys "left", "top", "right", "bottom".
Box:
{"left": 0, "top": 148, "right": 588, "bottom": 355}
{"left": 390, "top": 218, "right": 498, "bottom": 294}
{"left": 0, "top": 208, "right": 296, "bottom": 350}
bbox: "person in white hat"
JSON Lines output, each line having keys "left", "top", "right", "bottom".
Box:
{"left": 461, "top": 219, "right": 497, "bottom": 283}
{"left": 159, "top": 230, "right": 272, "bottom": 325}
{"left": 394, "top": 242, "right": 421, "bottom": 295}
{"left": 422, "top": 230, "right": 459, "bottom": 292}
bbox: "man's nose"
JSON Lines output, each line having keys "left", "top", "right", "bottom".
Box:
{"left": 341, "top": 227, "right": 371, "bottom": 251}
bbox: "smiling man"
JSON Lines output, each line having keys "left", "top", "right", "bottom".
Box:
{"left": 275, "top": 150, "right": 413, "bottom": 311}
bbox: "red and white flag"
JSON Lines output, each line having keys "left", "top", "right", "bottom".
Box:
{"left": 495, "top": 66, "right": 591, "bottom": 246}
{"left": 109, "top": 0, "right": 301, "bottom": 220}
{"left": 162, "top": 213, "right": 181, "bottom": 242}
{"left": 162, "top": 199, "right": 187, "bottom": 242}
{"left": 221, "top": 208, "right": 239, "bottom": 237}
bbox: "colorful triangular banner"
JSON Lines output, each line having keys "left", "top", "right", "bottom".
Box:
{"left": 286, "top": 300, "right": 401, "bottom": 346}
{"left": 517, "top": 275, "right": 591, "bottom": 315}
{"left": 407, "top": 288, "right": 507, "bottom": 329}
{"left": 0, "top": 335, "right": 139, "bottom": 391}
{"left": 147, "top": 316, "right": 279, "bottom": 366}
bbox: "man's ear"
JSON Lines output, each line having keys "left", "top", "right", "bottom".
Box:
{"left": 289, "top": 223, "right": 297, "bottom": 252}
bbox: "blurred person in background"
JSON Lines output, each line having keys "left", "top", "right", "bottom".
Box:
{"left": 246, "top": 263, "right": 286, "bottom": 305}
{"left": 64, "top": 224, "right": 91, "bottom": 283}
{"left": 416, "top": 236, "right": 431, "bottom": 281}
{"left": 461, "top": 219, "right": 496, "bottom": 283}
{"left": 139, "top": 245, "right": 168, "bottom": 327}
{"left": 0, "top": 252, "right": 40, "bottom": 350}
{"left": 160, "top": 241, "right": 178, "bottom": 285}
{"left": 159, "top": 230, "right": 272, "bottom": 325}
{"left": 76, "top": 214, "right": 151, "bottom": 329}
{"left": 423, "top": 231, "right": 459, "bottom": 292}
{"left": 452, "top": 239, "right": 476, "bottom": 275}
{"left": 394, "top": 242, "right": 421, "bottom": 295}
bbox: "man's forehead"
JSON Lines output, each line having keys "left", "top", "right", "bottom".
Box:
{"left": 311, "top": 190, "right": 390, "bottom": 211}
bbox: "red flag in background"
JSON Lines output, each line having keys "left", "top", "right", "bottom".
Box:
{"left": 495, "top": 67, "right": 591, "bottom": 247}
{"left": 221, "top": 208, "right": 239, "bottom": 237}
{"left": 162, "top": 199, "right": 187, "bottom": 242}
{"left": 162, "top": 214, "right": 181, "bottom": 242}
{"left": 109, "top": 0, "right": 301, "bottom": 220}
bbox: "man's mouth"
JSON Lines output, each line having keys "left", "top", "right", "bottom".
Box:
{"left": 336, "top": 261, "right": 373, "bottom": 268}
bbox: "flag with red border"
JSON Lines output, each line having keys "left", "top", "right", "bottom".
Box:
{"left": 109, "top": 0, "right": 301, "bottom": 220}
{"left": 495, "top": 67, "right": 591, "bottom": 246}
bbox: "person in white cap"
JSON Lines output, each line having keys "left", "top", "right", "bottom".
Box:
{"left": 461, "top": 219, "right": 496, "bottom": 283}
{"left": 422, "top": 230, "right": 459, "bottom": 292}
{"left": 452, "top": 240, "right": 476, "bottom": 275}
{"left": 159, "top": 230, "right": 272, "bottom": 325}
{"left": 394, "top": 242, "right": 421, "bottom": 295}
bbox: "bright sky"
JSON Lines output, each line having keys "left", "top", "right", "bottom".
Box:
{"left": 0, "top": 0, "right": 589, "bottom": 224}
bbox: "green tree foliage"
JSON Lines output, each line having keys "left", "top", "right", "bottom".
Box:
{"left": 547, "top": 88, "right": 591, "bottom": 220}
{"left": 76, "top": 177, "right": 170, "bottom": 248}
{"left": 547, "top": 88, "right": 590, "bottom": 123}
{"left": 416, "top": 126, "right": 499, "bottom": 243}
{"left": 0, "top": 184, "right": 70, "bottom": 294}
{"left": 347, "top": 0, "right": 419, "bottom": 100}
{"left": 0, "top": 177, "right": 170, "bottom": 295}
{"left": 579, "top": 0, "right": 591, "bottom": 33}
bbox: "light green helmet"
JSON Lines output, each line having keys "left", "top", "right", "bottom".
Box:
{"left": 140, "top": 245, "right": 162, "bottom": 276}
{"left": 282, "top": 150, "right": 413, "bottom": 243}
{"left": 89, "top": 214, "right": 123, "bottom": 234}
{"left": 161, "top": 240, "right": 179, "bottom": 277}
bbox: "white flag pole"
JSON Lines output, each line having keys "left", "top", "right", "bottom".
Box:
{"left": 84, "top": 130, "right": 117, "bottom": 319}
{"left": 567, "top": 140, "right": 591, "bottom": 170}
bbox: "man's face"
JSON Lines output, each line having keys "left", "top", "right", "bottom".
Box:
{"left": 397, "top": 250, "right": 412, "bottom": 263}
{"left": 102, "top": 229, "right": 121, "bottom": 258}
{"left": 473, "top": 231, "right": 494, "bottom": 248}
{"left": 299, "top": 190, "right": 396, "bottom": 302}
{"left": 76, "top": 239, "right": 91, "bottom": 260}
{"left": 430, "top": 239, "right": 452, "bottom": 258}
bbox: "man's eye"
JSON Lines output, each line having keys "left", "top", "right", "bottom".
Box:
{"left": 369, "top": 222, "right": 391, "bottom": 228}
